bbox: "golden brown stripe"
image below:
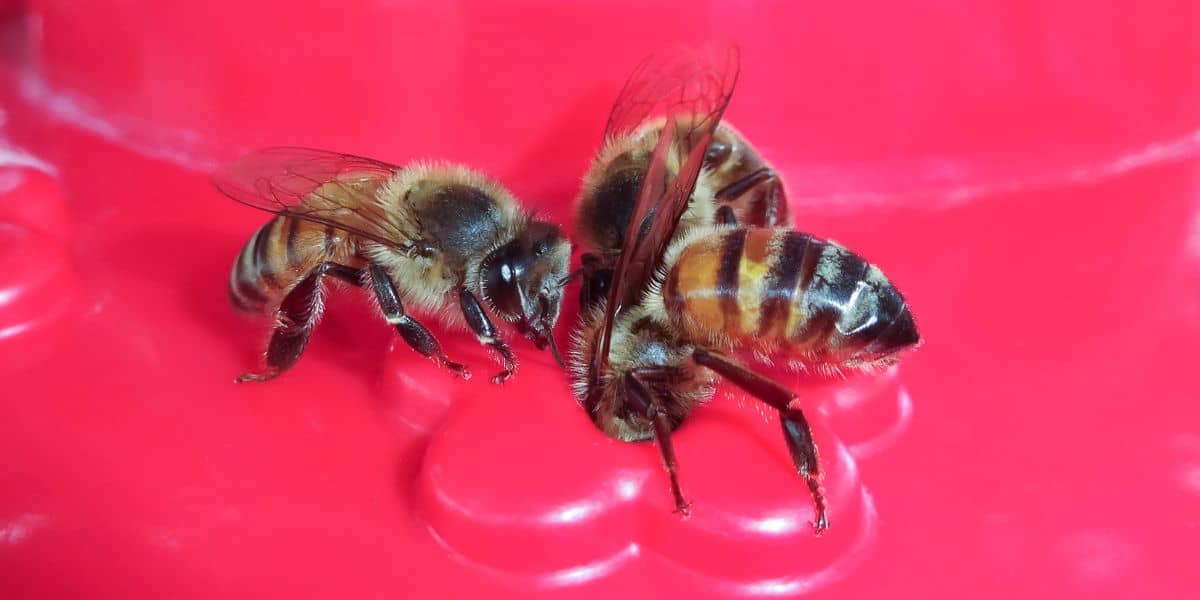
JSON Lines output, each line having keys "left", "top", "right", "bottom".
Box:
{"left": 664, "top": 261, "right": 684, "bottom": 314}
{"left": 667, "top": 236, "right": 724, "bottom": 333}
{"left": 734, "top": 229, "right": 775, "bottom": 335}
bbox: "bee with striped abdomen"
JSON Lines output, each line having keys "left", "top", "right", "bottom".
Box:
{"left": 570, "top": 48, "right": 920, "bottom": 534}
{"left": 215, "top": 148, "right": 570, "bottom": 384}
{"left": 574, "top": 45, "right": 789, "bottom": 310}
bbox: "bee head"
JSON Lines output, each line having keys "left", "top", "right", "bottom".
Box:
{"left": 480, "top": 220, "right": 571, "bottom": 364}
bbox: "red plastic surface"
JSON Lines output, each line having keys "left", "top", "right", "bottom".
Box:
{"left": 3, "top": 1, "right": 1200, "bottom": 598}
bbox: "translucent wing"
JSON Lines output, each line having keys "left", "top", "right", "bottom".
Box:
{"left": 211, "top": 147, "right": 412, "bottom": 250}
{"left": 603, "top": 44, "right": 740, "bottom": 143}
{"left": 590, "top": 44, "right": 740, "bottom": 381}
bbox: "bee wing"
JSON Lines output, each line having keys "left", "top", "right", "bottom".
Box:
{"left": 212, "top": 147, "right": 413, "bottom": 250}
{"left": 602, "top": 44, "right": 740, "bottom": 142}
{"left": 591, "top": 45, "right": 740, "bottom": 377}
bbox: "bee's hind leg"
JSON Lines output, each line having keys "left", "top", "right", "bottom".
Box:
{"left": 458, "top": 288, "right": 517, "bottom": 384}
{"left": 237, "top": 271, "right": 328, "bottom": 383}
{"left": 317, "top": 262, "right": 364, "bottom": 285}
{"left": 715, "top": 205, "right": 737, "bottom": 225}
{"left": 236, "top": 262, "right": 363, "bottom": 383}
{"left": 692, "top": 348, "right": 828, "bottom": 534}
{"left": 579, "top": 253, "right": 613, "bottom": 311}
{"left": 625, "top": 371, "right": 691, "bottom": 515}
{"left": 368, "top": 264, "right": 470, "bottom": 380}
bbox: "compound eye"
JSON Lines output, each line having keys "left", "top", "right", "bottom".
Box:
{"left": 490, "top": 263, "right": 522, "bottom": 313}
{"left": 482, "top": 242, "right": 525, "bottom": 318}
{"left": 704, "top": 142, "right": 731, "bottom": 167}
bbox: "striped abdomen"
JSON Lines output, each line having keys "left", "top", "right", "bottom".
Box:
{"left": 662, "top": 228, "right": 919, "bottom": 361}
{"left": 228, "top": 216, "right": 358, "bottom": 313}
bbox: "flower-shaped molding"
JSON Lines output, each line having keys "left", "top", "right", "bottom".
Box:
{"left": 0, "top": 167, "right": 80, "bottom": 371}
{"left": 395, "top": 345, "right": 911, "bottom": 590}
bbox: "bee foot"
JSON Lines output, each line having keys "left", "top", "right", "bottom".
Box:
{"left": 811, "top": 510, "right": 829, "bottom": 535}
{"left": 489, "top": 368, "right": 516, "bottom": 385}
{"left": 672, "top": 500, "right": 693, "bottom": 517}
{"left": 437, "top": 357, "right": 471, "bottom": 380}
{"left": 236, "top": 370, "right": 278, "bottom": 383}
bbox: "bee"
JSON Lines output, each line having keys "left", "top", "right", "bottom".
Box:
{"left": 574, "top": 45, "right": 789, "bottom": 310}
{"left": 569, "top": 47, "right": 920, "bottom": 533}
{"left": 213, "top": 148, "right": 571, "bottom": 384}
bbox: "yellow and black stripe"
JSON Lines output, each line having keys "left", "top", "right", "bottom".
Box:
{"left": 228, "top": 216, "right": 347, "bottom": 313}
{"left": 664, "top": 228, "right": 905, "bottom": 352}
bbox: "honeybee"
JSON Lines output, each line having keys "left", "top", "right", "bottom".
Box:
{"left": 213, "top": 148, "right": 571, "bottom": 384}
{"left": 570, "top": 47, "right": 920, "bottom": 533}
{"left": 574, "top": 45, "right": 789, "bottom": 309}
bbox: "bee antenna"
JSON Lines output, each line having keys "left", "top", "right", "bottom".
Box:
{"left": 559, "top": 268, "right": 585, "bottom": 287}
{"left": 546, "top": 334, "right": 566, "bottom": 368}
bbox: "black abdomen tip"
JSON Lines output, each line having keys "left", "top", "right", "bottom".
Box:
{"left": 868, "top": 303, "right": 920, "bottom": 355}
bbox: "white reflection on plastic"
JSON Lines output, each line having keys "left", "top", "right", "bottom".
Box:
{"left": 847, "top": 385, "right": 914, "bottom": 460}
{"left": 0, "top": 513, "right": 49, "bottom": 545}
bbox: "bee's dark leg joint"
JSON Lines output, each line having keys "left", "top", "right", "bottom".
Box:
{"left": 626, "top": 371, "right": 690, "bottom": 514}
{"left": 691, "top": 349, "right": 828, "bottom": 533}
{"left": 314, "top": 262, "right": 363, "bottom": 285}
{"left": 714, "top": 167, "right": 774, "bottom": 201}
{"left": 713, "top": 167, "right": 787, "bottom": 227}
{"left": 458, "top": 287, "right": 517, "bottom": 384}
{"left": 578, "top": 253, "right": 613, "bottom": 311}
{"left": 781, "top": 410, "right": 829, "bottom": 532}
{"left": 406, "top": 241, "right": 437, "bottom": 258}
{"left": 763, "top": 170, "right": 787, "bottom": 227}
{"left": 369, "top": 264, "right": 470, "bottom": 379}
{"left": 715, "top": 205, "right": 737, "bottom": 225}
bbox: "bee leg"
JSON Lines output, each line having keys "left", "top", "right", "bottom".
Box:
{"left": 714, "top": 167, "right": 774, "bottom": 202}
{"left": 579, "top": 253, "right": 612, "bottom": 311}
{"left": 713, "top": 167, "right": 788, "bottom": 227}
{"left": 236, "top": 262, "right": 364, "bottom": 383}
{"left": 458, "top": 288, "right": 518, "bottom": 384}
{"left": 692, "top": 349, "right": 828, "bottom": 534}
{"left": 625, "top": 371, "right": 691, "bottom": 515}
{"left": 405, "top": 241, "right": 438, "bottom": 259}
{"left": 368, "top": 263, "right": 471, "bottom": 380}
{"left": 237, "top": 272, "right": 326, "bottom": 383}
{"left": 316, "top": 262, "right": 364, "bottom": 285}
{"left": 763, "top": 172, "right": 788, "bottom": 227}
{"left": 715, "top": 205, "right": 737, "bottom": 225}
